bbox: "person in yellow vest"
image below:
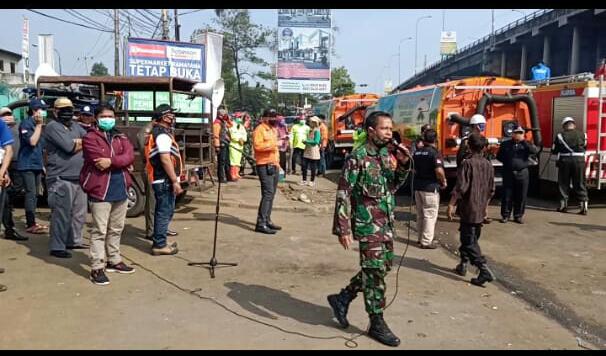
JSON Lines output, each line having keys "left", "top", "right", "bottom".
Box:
{"left": 289, "top": 115, "right": 310, "bottom": 175}
{"left": 229, "top": 114, "right": 248, "bottom": 181}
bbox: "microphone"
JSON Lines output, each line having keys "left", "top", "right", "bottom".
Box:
{"left": 390, "top": 138, "right": 412, "bottom": 157}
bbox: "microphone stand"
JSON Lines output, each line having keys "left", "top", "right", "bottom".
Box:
{"left": 188, "top": 102, "right": 238, "bottom": 278}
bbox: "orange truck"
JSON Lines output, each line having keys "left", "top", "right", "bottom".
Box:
{"left": 313, "top": 93, "right": 380, "bottom": 167}
{"left": 368, "top": 76, "right": 542, "bottom": 185}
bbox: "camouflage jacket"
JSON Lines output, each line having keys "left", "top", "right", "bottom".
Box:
{"left": 333, "top": 143, "right": 410, "bottom": 242}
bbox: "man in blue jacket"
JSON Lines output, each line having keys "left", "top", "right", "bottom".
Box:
{"left": 531, "top": 61, "right": 551, "bottom": 81}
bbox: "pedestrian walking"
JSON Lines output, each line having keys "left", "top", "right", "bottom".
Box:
{"left": 552, "top": 117, "right": 588, "bottom": 214}
{"left": 44, "top": 97, "right": 88, "bottom": 258}
{"left": 17, "top": 98, "right": 48, "bottom": 235}
{"left": 229, "top": 114, "right": 247, "bottom": 181}
{"left": 447, "top": 133, "right": 496, "bottom": 287}
{"left": 80, "top": 103, "right": 136, "bottom": 285}
{"left": 412, "top": 128, "right": 447, "bottom": 249}
{"left": 328, "top": 111, "right": 411, "bottom": 347}
{"left": 145, "top": 104, "right": 183, "bottom": 255}
{"left": 213, "top": 106, "right": 233, "bottom": 183}
{"left": 253, "top": 108, "right": 282, "bottom": 235}
{"left": 301, "top": 116, "right": 322, "bottom": 187}
{"left": 0, "top": 107, "right": 27, "bottom": 241}
{"left": 289, "top": 115, "right": 309, "bottom": 175}
{"left": 496, "top": 125, "right": 537, "bottom": 223}
{"left": 317, "top": 114, "right": 329, "bottom": 175}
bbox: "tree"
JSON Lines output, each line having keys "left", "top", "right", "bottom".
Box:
{"left": 90, "top": 62, "right": 109, "bottom": 76}
{"left": 192, "top": 10, "right": 273, "bottom": 107}
{"left": 331, "top": 66, "right": 355, "bottom": 97}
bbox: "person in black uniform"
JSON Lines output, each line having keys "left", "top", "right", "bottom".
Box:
{"left": 552, "top": 117, "right": 588, "bottom": 215}
{"left": 496, "top": 125, "right": 537, "bottom": 224}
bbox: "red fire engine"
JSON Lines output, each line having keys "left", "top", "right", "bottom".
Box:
{"left": 529, "top": 73, "right": 606, "bottom": 190}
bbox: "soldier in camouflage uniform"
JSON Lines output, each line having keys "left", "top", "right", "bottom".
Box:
{"left": 328, "top": 111, "right": 411, "bottom": 347}
{"left": 240, "top": 112, "right": 257, "bottom": 176}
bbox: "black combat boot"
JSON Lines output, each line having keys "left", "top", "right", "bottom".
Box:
{"left": 368, "top": 314, "right": 401, "bottom": 347}
{"left": 327, "top": 288, "right": 357, "bottom": 328}
{"left": 579, "top": 201, "right": 588, "bottom": 215}
{"left": 470, "top": 264, "right": 495, "bottom": 287}
{"left": 454, "top": 262, "right": 467, "bottom": 277}
{"left": 556, "top": 200, "right": 568, "bottom": 213}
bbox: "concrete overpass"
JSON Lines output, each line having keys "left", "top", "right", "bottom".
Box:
{"left": 394, "top": 9, "right": 606, "bottom": 91}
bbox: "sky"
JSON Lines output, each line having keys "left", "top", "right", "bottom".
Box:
{"left": 0, "top": 9, "right": 538, "bottom": 94}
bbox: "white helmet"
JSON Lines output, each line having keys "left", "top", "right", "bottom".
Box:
{"left": 561, "top": 117, "right": 575, "bottom": 126}
{"left": 469, "top": 114, "right": 486, "bottom": 125}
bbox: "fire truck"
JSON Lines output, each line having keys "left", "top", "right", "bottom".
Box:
{"left": 313, "top": 93, "right": 380, "bottom": 167}
{"left": 528, "top": 73, "right": 606, "bottom": 190}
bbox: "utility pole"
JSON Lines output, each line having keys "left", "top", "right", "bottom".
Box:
{"left": 114, "top": 9, "right": 120, "bottom": 76}
{"left": 442, "top": 10, "right": 445, "bottom": 31}
{"left": 174, "top": 9, "right": 180, "bottom": 41}
{"left": 162, "top": 9, "right": 169, "bottom": 40}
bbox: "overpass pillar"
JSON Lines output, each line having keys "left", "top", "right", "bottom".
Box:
{"left": 570, "top": 25, "right": 581, "bottom": 74}
{"left": 500, "top": 51, "right": 507, "bottom": 77}
{"left": 520, "top": 44, "right": 528, "bottom": 80}
{"left": 543, "top": 35, "right": 551, "bottom": 65}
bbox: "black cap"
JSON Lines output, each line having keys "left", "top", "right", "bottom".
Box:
{"left": 153, "top": 104, "right": 177, "bottom": 120}
{"left": 262, "top": 108, "right": 277, "bottom": 118}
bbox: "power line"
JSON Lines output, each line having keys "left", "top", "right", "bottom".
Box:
{"left": 122, "top": 9, "right": 157, "bottom": 31}
{"left": 180, "top": 9, "right": 205, "bottom": 16}
{"left": 136, "top": 9, "right": 160, "bottom": 25}
{"left": 64, "top": 9, "right": 113, "bottom": 31}
{"left": 142, "top": 9, "right": 162, "bottom": 20}
{"left": 26, "top": 9, "right": 113, "bottom": 33}
{"left": 86, "top": 18, "right": 112, "bottom": 57}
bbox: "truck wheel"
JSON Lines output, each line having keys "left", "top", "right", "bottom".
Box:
{"left": 126, "top": 184, "right": 145, "bottom": 217}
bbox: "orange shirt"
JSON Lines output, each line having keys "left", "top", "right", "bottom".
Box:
{"left": 253, "top": 122, "right": 280, "bottom": 166}
{"left": 319, "top": 122, "right": 328, "bottom": 148}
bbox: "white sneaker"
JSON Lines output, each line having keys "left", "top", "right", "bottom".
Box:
{"left": 308, "top": 181, "right": 315, "bottom": 187}
{"left": 299, "top": 180, "right": 307, "bottom": 186}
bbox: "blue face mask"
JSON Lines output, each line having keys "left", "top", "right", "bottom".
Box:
{"left": 98, "top": 117, "right": 116, "bottom": 131}
{"left": 476, "top": 123, "right": 486, "bottom": 132}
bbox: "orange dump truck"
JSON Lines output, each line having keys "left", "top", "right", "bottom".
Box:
{"left": 369, "top": 76, "right": 542, "bottom": 184}
{"left": 313, "top": 93, "right": 380, "bottom": 167}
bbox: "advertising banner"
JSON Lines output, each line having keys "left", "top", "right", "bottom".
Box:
{"left": 440, "top": 31, "right": 457, "bottom": 56}
{"left": 277, "top": 9, "right": 331, "bottom": 94}
{"left": 126, "top": 38, "right": 206, "bottom": 123}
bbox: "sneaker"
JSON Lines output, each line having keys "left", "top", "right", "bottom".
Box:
{"left": 151, "top": 245, "right": 179, "bottom": 256}
{"left": 4, "top": 230, "right": 28, "bottom": 241}
{"left": 50, "top": 250, "right": 72, "bottom": 258}
{"left": 167, "top": 229, "right": 179, "bottom": 236}
{"left": 106, "top": 262, "right": 135, "bottom": 274}
{"left": 308, "top": 181, "right": 316, "bottom": 187}
{"left": 90, "top": 269, "right": 110, "bottom": 286}
{"left": 66, "top": 244, "right": 89, "bottom": 250}
{"left": 299, "top": 180, "right": 307, "bottom": 186}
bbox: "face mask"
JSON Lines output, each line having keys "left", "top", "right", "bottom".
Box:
{"left": 57, "top": 109, "right": 74, "bottom": 126}
{"left": 98, "top": 117, "right": 116, "bottom": 131}
{"left": 40, "top": 110, "right": 48, "bottom": 119}
{"left": 475, "top": 123, "right": 486, "bottom": 132}
{"left": 235, "top": 119, "right": 243, "bottom": 125}
{"left": 268, "top": 119, "right": 277, "bottom": 126}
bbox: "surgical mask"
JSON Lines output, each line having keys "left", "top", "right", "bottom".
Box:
{"left": 476, "top": 123, "right": 486, "bottom": 132}
{"left": 57, "top": 109, "right": 74, "bottom": 126}
{"left": 98, "top": 117, "right": 116, "bottom": 131}
{"left": 40, "top": 110, "right": 47, "bottom": 119}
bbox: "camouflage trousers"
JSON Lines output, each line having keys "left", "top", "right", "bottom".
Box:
{"left": 345, "top": 240, "right": 394, "bottom": 315}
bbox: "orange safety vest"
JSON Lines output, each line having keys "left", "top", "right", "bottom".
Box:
{"left": 145, "top": 127, "right": 183, "bottom": 183}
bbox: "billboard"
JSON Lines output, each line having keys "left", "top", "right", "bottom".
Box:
{"left": 126, "top": 38, "right": 206, "bottom": 123}
{"left": 277, "top": 9, "right": 331, "bottom": 94}
{"left": 440, "top": 31, "right": 457, "bottom": 56}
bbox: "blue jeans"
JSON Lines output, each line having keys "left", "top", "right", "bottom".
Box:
{"left": 152, "top": 181, "right": 175, "bottom": 248}
{"left": 21, "top": 170, "right": 42, "bottom": 227}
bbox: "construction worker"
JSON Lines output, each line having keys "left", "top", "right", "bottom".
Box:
{"left": 289, "top": 115, "right": 310, "bottom": 175}
{"left": 552, "top": 117, "right": 588, "bottom": 215}
{"left": 213, "top": 106, "right": 233, "bottom": 183}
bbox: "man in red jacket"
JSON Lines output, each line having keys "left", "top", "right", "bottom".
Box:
{"left": 80, "top": 103, "right": 136, "bottom": 286}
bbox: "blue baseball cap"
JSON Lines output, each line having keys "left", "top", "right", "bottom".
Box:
{"left": 80, "top": 105, "right": 94, "bottom": 117}
{"left": 29, "top": 98, "right": 49, "bottom": 111}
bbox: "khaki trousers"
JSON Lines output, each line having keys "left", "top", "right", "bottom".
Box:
{"left": 89, "top": 200, "right": 128, "bottom": 270}
{"left": 415, "top": 190, "right": 440, "bottom": 246}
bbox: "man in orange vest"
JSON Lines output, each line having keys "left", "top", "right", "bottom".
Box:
{"left": 318, "top": 114, "right": 329, "bottom": 176}
{"left": 253, "top": 108, "right": 281, "bottom": 234}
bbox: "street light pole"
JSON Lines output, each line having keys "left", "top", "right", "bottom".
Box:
{"left": 414, "top": 15, "right": 432, "bottom": 76}
{"left": 398, "top": 37, "right": 413, "bottom": 84}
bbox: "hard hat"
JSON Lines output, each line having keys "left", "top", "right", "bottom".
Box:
{"left": 469, "top": 114, "right": 486, "bottom": 125}
{"left": 54, "top": 97, "right": 74, "bottom": 109}
{"left": 561, "top": 117, "right": 575, "bottom": 126}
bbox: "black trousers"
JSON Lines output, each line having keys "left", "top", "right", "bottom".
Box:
{"left": 557, "top": 157, "right": 588, "bottom": 202}
{"left": 217, "top": 146, "right": 232, "bottom": 182}
{"left": 458, "top": 222, "right": 486, "bottom": 267}
{"left": 257, "top": 164, "right": 279, "bottom": 226}
{"left": 302, "top": 158, "right": 318, "bottom": 182}
{"left": 291, "top": 148, "right": 304, "bottom": 173}
{"left": 279, "top": 151, "right": 287, "bottom": 173}
{"left": 500, "top": 168, "right": 529, "bottom": 219}
{"left": 2, "top": 168, "right": 24, "bottom": 233}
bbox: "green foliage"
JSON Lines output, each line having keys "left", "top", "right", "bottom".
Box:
{"left": 90, "top": 62, "right": 109, "bottom": 76}
{"left": 331, "top": 66, "right": 356, "bottom": 97}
